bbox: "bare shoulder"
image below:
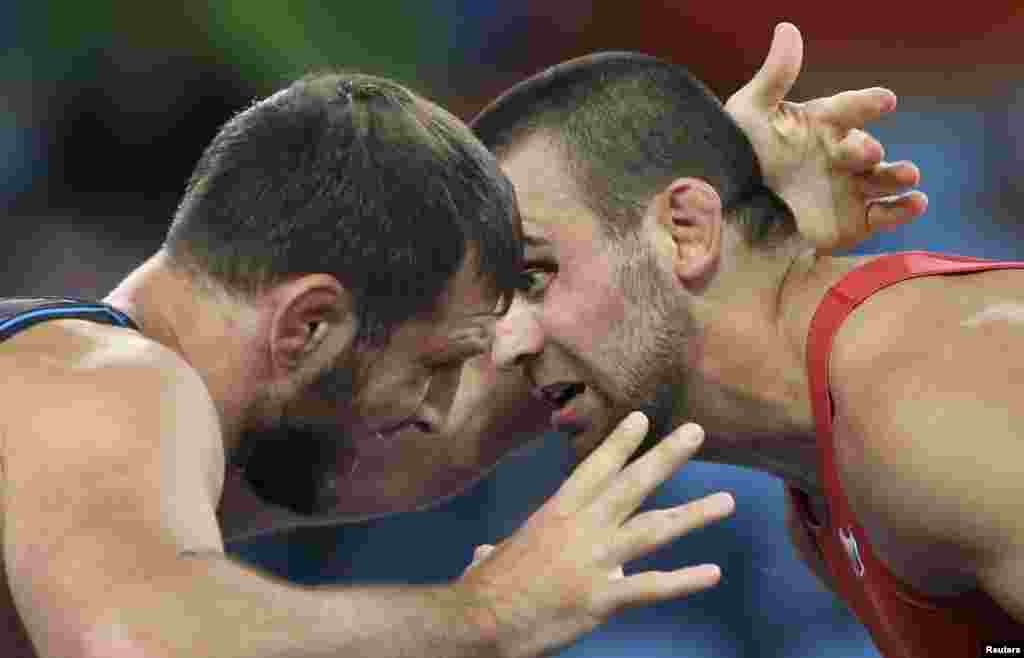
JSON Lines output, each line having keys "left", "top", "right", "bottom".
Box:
{"left": 0, "top": 318, "right": 218, "bottom": 424}
{"left": 830, "top": 264, "right": 1024, "bottom": 382}
{"left": 827, "top": 265, "right": 1024, "bottom": 556}
{"left": 0, "top": 321, "right": 230, "bottom": 654}
{"left": 0, "top": 319, "right": 225, "bottom": 506}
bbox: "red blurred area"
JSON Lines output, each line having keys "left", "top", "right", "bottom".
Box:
{"left": 477, "top": 2, "right": 1024, "bottom": 102}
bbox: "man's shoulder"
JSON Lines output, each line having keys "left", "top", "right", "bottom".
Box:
{"left": 0, "top": 319, "right": 193, "bottom": 397}
{"left": 0, "top": 319, "right": 220, "bottom": 460}
{"left": 829, "top": 258, "right": 1024, "bottom": 397}
{"left": 826, "top": 261, "right": 1024, "bottom": 550}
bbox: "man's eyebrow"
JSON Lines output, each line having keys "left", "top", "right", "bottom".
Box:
{"left": 523, "top": 234, "right": 550, "bottom": 247}
{"left": 457, "top": 312, "right": 500, "bottom": 323}
{"left": 447, "top": 324, "right": 491, "bottom": 341}
{"left": 454, "top": 308, "right": 503, "bottom": 323}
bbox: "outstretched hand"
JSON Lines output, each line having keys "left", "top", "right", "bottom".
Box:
{"left": 725, "top": 23, "right": 928, "bottom": 252}
{"left": 458, "top": 413, "right": 734, "bottom": 658}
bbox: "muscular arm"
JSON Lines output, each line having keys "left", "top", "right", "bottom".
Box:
{"left": 1, "top": 342, "right": 500, "bottom": 658}
{"left": 4, "top": 338, "right": 728, "bottom": 658}
{"left": 833, "top": 301, "right": 1024, "bottom": 622}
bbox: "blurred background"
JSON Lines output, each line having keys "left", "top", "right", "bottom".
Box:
{"left": 4, "top": 2, "right": 1023, "bottom": 656}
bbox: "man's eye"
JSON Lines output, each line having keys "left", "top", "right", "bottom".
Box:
{"left": 517, "top": 266, "right": 555, "bottom": 298}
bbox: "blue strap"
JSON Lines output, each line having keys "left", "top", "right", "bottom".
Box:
{"left": 0, "top": 304, "right": 137, "bottom": 340}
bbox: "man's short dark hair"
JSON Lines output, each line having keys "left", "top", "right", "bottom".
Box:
{"left": 165, "top": 72, "right": 522, "bottom": 345}
{"left": 471, "top": 52, "right": 794, "bottom": 245}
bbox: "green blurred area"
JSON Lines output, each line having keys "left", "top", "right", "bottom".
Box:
{"left": 13, "top": 0, "right": 457, "bottom": 92}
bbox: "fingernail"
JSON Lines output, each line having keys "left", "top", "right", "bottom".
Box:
{"left": 627, "top": 411, "right": 647, "bottom": 430}
{"left": 704, "top": 564, "right": 722, "bottom": 582}
{"left": 678, "top": 423, "right": 705, "bottom": 445}
{"left": 709, "top": 492, "right": 735, "bottom": 514}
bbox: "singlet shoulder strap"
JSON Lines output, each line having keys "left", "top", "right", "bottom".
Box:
{"left": 807, "top": 250, "right": 1024, "bottom": 512}
{"left": 0, "top": 297, "right": 139, "bottom": 342}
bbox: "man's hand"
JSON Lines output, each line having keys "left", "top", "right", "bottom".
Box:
{"left": 725, "top": 23, "right": 928, "bottom": 252}
{"left": 458, "top": 413, "right": 734, "bottom": 658}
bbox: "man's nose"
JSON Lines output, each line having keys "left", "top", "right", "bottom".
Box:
{"left": 491, "top": 299, "right": 544, "bottom": 370}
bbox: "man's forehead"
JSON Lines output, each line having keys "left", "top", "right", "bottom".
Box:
{"left": 499, "top": 141, "right": 603, "bottom": 250}
{"left": 500, "top": 135, "right": 582, "bottom": 213}
{"left": 522, "top": 212, "right": 601, "bottom": 252}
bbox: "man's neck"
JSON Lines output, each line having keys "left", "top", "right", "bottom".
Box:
{"left": 681, "top": 238, "right": 872, "bottom": 493}
{"left": 104, "top": 251, "right": 262, "bottom": 451}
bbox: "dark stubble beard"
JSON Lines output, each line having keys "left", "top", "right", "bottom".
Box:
{"left": 232, "top": 346, "right": 364, "bottom": 515}
{"left": 615, "top": 241, "right": 695, "bottom": 462}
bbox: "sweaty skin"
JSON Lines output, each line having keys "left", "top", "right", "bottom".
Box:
{"left": 0, "top": 305, "right": 737, "bottom": 658}
{"left": 491, "top": 126, "right": 1024, "bottom": 646}
{"left": 217, "top": 23, "right": 926, "bottom": 542}
{"left": 0, "top": 23, "right": 929, "bottom": 658}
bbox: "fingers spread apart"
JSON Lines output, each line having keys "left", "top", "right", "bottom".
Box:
{"left": 590, "top": 422, "right": 705, "bottom": 525}
{"left": 553, "top": 412, "right": 652, "bottom": 512}
{"left": 858, "top": 160, "right": 921, "bottom": 198}
{"left": 811, "top": 87, "right": 897, "bottom": 130}
{"left": 590, "top": 564, "right": 722, "bottom": 616}
{"left": 832, "top": 128, "right": 885, "bottom": 173}
{"left": 606, "top": 492, "right": 735, "bottom": 566}
{"left": 867, "top": 191, "right": 929, "bottom": 233}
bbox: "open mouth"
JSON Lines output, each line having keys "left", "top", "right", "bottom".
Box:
{"left": 534, "top": 381, "right": 586, "bottom": 408}
{"left": 533, "top": 381, "right": 588, "bottom": 437}
{"left": 374, "top": 415, "right": 434, "bottom": 440}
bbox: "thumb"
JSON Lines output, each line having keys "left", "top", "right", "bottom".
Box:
{"left": 464, "top": 544, "right": 496, "bottom": 573}
{"left": 735, "top": 22, "right": 803, "bottom": 110}
{"left": 474, "top": 544, "right": 496, "bottom": 561}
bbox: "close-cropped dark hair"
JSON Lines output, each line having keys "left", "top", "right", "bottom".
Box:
{"left": 165, "top": 72, "right": 522, "bottom": 345}
{"left": 471, "top": 52, "right": 795, "bottom": 245}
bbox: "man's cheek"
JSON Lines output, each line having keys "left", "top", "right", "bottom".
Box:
{"left": 549, "top": 292, "right": 626, "bottom": 356}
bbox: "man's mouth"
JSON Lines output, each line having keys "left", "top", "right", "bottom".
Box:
{"left": 534, "top": 381, "right": 586, "bottom": 406}
{"left": 533, "top": 381, "right": 588, "bottom": 437}
{"left": 373, "top": 415, "right": 434, "bottom": 441}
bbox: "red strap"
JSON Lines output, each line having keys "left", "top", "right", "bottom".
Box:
{"left": 806, "top": 251, "right": 1024, "bottom": 514}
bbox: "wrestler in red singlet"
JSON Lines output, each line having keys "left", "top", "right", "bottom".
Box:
{"left": 788, "top": 251, "right": 1023, "bottom": 658}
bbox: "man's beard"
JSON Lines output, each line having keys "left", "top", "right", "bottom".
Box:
{"left": 615, "top": 242, "right": 693, "bottom": 463}
{"left": 233, "top": 348, "right": 363, "bottom": 516}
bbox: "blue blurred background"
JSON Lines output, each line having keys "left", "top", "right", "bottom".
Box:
{"left": 4, "top": 2, "right": 1023, "bottom": 656}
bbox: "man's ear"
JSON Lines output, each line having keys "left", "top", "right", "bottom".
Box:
{"left": 656, "top": 177, "right": 724, "bottom": 287}
{"left": 266, "top": 274, "right": 355, "bottom": 376}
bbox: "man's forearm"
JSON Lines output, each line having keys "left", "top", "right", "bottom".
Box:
{"left": 81, "top": 552, "right": 498, "bottom": 658}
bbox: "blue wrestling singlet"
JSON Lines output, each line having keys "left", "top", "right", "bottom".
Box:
{"left": 0, "top": 297, "right": 138, "bottom": 343}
